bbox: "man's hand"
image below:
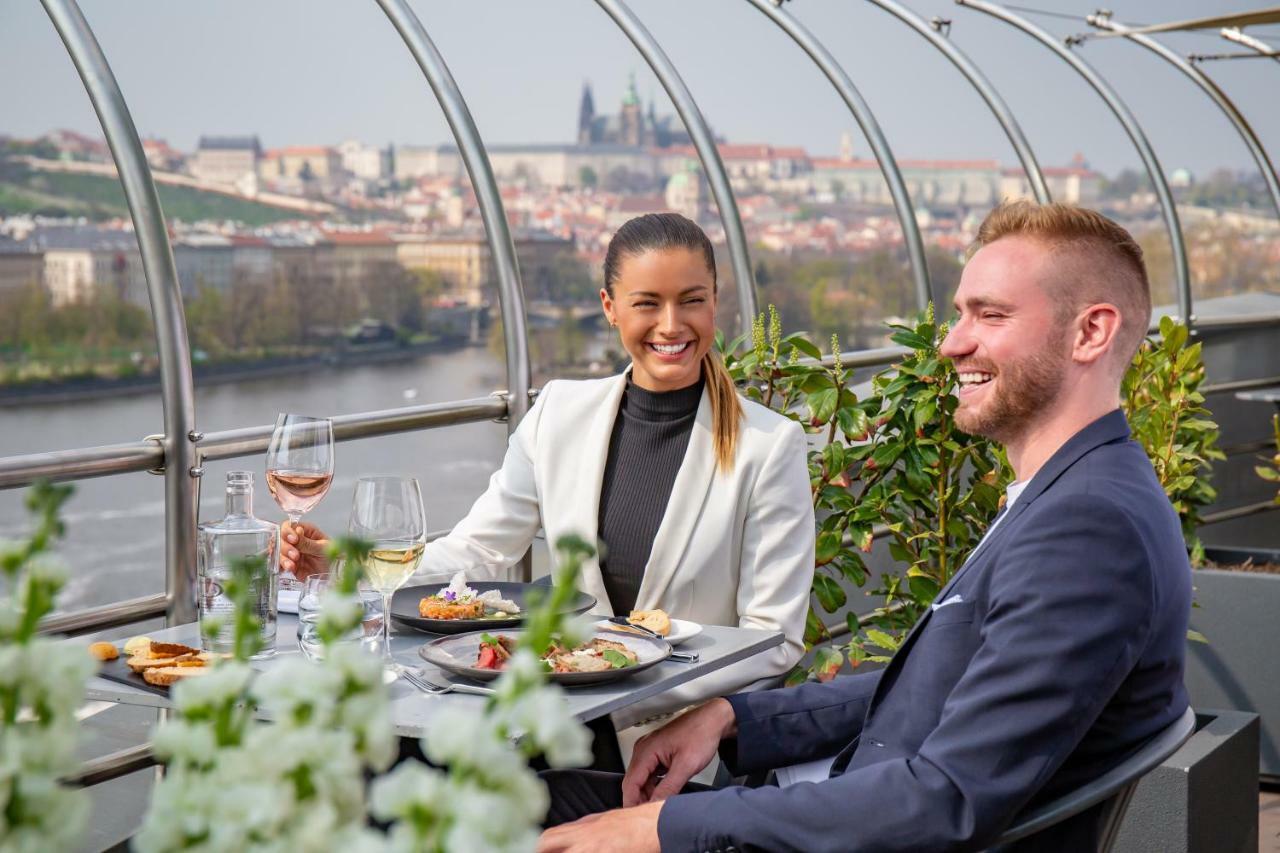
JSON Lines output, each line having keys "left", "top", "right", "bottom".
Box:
{"left": 622, "top": 698, "right": 738, "bottom": 807}
{"left": 537, "top": 802, "right": 662, "bottom": 853}
{"left": 279, "top": 521, "right": 330, "bottom": 581}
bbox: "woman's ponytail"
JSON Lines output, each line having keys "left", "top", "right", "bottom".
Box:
{"left": 702, "top": 349, "right": 743, "bottom": 473}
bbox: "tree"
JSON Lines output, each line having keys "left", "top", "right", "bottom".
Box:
{"left": 578, "top": 166, "right": 598, "bottom": 189}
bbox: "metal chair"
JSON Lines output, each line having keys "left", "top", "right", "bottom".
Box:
{"left": 990, "top": 706, "right": 1197, "bottom": 852}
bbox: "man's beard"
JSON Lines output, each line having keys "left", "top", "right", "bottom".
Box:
{"left": 953, "top": 339, "right": 1068, "bottom": 443}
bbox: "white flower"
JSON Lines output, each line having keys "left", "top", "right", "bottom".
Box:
{"left": 369, "top": 760, "right": 450, "bottom": 821}
{"left": 150, "top": 719, "right": 219, "bottom": 767}
{"left": 252, "top": 656, "right": 342, "bottom": 727}
{"left": 504, "top": 686, "right": 592, "bottom": 769}
{"left": 317, "top": 591, "right": 366, "bottom": 639}
{"left": 444, "top": 779, "right": 544, "bottom": 852}
{"left": 171, "top": 661, "right": 253, "bottom": 714}
{"left": 422, "top": 706, "right": 526, "bottom": 782}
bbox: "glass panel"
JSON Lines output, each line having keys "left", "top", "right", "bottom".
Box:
{"left": 0, "top": 473, "right": 165, "bottom": 614}
{"left": 0, "top": 3, "right": 163, "bottom": 448}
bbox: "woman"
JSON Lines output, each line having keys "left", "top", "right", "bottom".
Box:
{"left": 283, "top": 212, "right": 814, "bottom": 730}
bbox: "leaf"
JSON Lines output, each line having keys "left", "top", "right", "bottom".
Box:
{"left": 890, "top": 329, "right": 931, "bottom": 351}
{"left": 784, "top": 666, "right": 810, "bottom": 687}
{"left": 864, "top": 629, "right": 901, "bottom": 654}
{"left": 813, "top": 646, "right": 844, "bottom": 682}
{"left": 808, "top": 387, "right": 839, "bottom": 424}
{"left": 784, "top": 333, "right": 824, "bottom": 360}
{"left": 813, "top": 574, "right": 847, "bottom": 612}
{"left": 907, "top": 574, "right": 940, "bottom": 603}
{"left": 1186, "top": 629, "right": 1208, "bottom": 644}
{"left": 602, "top": 649, "right": 634, "bottom": 669}
{"left": 815, "top": 531, "right": 843, "bottom": 566}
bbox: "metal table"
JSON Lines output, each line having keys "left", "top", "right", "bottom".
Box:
{"left": 84, "top": 614, "right": 784, "bottom": 737}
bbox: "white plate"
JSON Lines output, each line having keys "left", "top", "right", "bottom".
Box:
{"left": 666, "top": 619, "right": 702, "bottom": 645}
{"left": 597, "top": 618, "right": 702, "bottom": 645}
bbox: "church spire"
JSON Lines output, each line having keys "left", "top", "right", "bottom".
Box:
{"left": 578, "top": 80, "right": 596, "bottom": 146}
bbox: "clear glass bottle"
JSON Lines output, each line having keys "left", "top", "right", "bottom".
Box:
{"left": 197, "top": 470, "right": 279, "bottom": 658}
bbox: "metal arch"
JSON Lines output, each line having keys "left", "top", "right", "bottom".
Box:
{"left": 865, "top": 0, "right": 1051, "bottom": 205}
{"left": 1087, "top": 15, "right": 1280, "bottom": 222}
{"left": 40, "top": 0, "right": 200, "bottom": 624}
{"left": 376, "top": 0, "right": 531, "bottom": 429}
{"left": 592, "top": 0, "right": 758, "bottom": 332}
{"left": 955, "top": 0, "right": 1193, "bottom": 327}
{"left": 1221, "top": 27, "right": 1280, "bottom": 62}
{"left": 745, "top": 0, "right": 932, "bottom": 312}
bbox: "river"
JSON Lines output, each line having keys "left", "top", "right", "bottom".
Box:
{"left": 0, "top": 345, "right": 517, "bottom": 612}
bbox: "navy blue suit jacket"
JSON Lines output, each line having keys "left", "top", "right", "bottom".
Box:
{"left": 658, "top": 410, "right": 1191, "bottom": 852}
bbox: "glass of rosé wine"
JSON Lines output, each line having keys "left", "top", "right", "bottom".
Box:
{"left": 265, "top": 413, "right": 334, "bottom": 587}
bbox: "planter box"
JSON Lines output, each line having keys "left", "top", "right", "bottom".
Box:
{"left": 1115, "top": 709, "right": 1258, "bottom": 853}
{"left": 1185, "top": 546, "right": 1280, "bottom": 780}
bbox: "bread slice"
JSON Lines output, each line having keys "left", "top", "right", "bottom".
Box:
{"left": 126, "top": 651, "right": 210, "bottom": 673}
{"left": 143, "top": 665, "right": 211, "bottom": 687}
{"left": 627, "top": 609, "right": 671, "bottom": 637}
{"left": 148, "top": 641, "right": 201, "bottom": 658}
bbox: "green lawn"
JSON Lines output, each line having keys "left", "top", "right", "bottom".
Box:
{"left": 5, "top": 170, "right": 308, "bottom": 226}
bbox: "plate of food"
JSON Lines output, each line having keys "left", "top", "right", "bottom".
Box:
{"left": 390, "top": 573, "right": 597, "bottom": 635}
{"left": 601, "top": 609, "right": 703, "bottom": 646}
{"left": 91, "top": 636, "right": 220, "bottom": 697}
{"left": 418, "top": 628, "right": 670, "bottom": 686}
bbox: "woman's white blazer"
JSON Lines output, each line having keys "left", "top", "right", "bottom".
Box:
{"left": 420, "top": 371, "right": 815, "bottom": 725}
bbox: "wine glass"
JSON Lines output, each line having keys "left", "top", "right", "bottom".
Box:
{"left": 348, "top": 476, "right": 426, "bottom": 670}
{"left": 266, "top": 413, "right": 334, "bottom": 587}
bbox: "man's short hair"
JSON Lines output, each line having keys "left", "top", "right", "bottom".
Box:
{"left": 969, "top": 201, "right": 1152, "bottom": 366}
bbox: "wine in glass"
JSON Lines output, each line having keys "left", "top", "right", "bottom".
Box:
{"left": 266, "top": 413, "right": 334, "bottom": 586}
{"left": 348, "top": 476, "right": 426, "bottom": 670}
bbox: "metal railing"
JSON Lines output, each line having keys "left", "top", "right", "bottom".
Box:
{"left": 3, "top": 0, "right": 1278, "bottom": 792}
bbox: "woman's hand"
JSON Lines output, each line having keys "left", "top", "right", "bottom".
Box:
{"left": 279, "top": 521, "right": 330, "bottom": 580}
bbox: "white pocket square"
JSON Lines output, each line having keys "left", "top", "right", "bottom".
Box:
{"left": 931, "top": 594, "right": 965, "bottom": 612}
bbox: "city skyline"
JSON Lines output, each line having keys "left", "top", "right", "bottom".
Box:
{"left": 3, "top": 1, "right": 1280, "bottom": 179}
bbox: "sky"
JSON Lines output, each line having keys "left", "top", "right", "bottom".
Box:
{"left": 2, "top": 0, "right": 1279, "bottom": 179}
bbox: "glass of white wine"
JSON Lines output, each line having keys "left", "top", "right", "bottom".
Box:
{"left": 348, "top": 476, "right": 426, "bottom": 669}
{"left": 265, "top": 413, "right": 335, "bottom": 588}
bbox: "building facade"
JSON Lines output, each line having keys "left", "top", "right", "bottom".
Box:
{"left": 190, "top": 136, "right": 261, "bottom": 191}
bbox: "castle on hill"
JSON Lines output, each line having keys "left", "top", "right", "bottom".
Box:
{"left": 576, "top": 75, "right": 694, "bottom": 150}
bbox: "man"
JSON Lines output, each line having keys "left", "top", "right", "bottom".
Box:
{"left": 537, "top": 202, "right": 1192, "bottom": 853}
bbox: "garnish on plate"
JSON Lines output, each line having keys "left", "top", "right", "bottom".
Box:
{"left": 474, "top": 634, "right": 639, "bottom": 673}
{"left": 418, "top": 572, "right": 521, "bottom": 620}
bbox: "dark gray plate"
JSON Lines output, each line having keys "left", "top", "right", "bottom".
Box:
{"left": 390, "top": 581, "right": 596, "bottom": 635}
{"left": 417, "top": 629, "right": 671, "bottom": 686}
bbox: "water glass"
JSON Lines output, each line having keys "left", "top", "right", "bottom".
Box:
{"left": 296, "top": 573, "right": 382, "bottom": 662}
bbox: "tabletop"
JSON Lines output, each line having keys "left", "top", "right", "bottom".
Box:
{"left": 83, "top": 613, "right": 784, "bottom": 738}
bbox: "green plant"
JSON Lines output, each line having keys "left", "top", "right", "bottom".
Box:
{"left": 723, "top": 306, "right": 1008, "bottom": 682}
{"left": 1, "top": 482, "right": 96, "bottom": 851}
{"left": 1121, "top": 316, "right": 1225, "bottom": 566}
{"left": 1256, "top": 414, "right": 1280, "bottom": 503}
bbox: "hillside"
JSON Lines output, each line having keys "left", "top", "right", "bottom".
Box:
{"left": 0, "top": 168, "right": 307, "bottom": 226}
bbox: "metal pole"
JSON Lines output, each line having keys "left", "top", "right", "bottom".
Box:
{"left": 865, "top": 0, "right": 1051, "bottom": 204}
{"left": 376, "top": 0, "right": 533, "bottom": 580}
{"left": 1087, "top": 14, "right": 1280, "bottom": 221}
{"left": 593, "top": 0, "right": 759, "bottom": 332}
{"left": 41, "top": 0, "right": 200, "bottom": 624}
{"left": 955, "top": 0, "right": 1193, "bottom": 327}
{"left": 1221, "top": 26, "right": 1280, "bottom": 62}
{"left": 745, "top": 0, "right": 932, "bottom": 312}
{"left": 376, "top": 0, "right": 531, "bottom": 430}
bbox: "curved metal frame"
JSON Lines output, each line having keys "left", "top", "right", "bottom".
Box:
{"left": 955, "top": 0, "right": 1192, "bottom": 327}
{"left": 376, "top": 0, "right": 532, "bottom": 428}
{"left": 747, "top": 0, "right": 932, "bottom": 311}
{"left": 41, "top": 0, "right": 200, "bottom": 623}
{"left": 865, "top": 0, "right": 1051, "bottom": 204}
{"left": 592, "top": 0, "right": 758, "bottom": 331}
{"left": 1221, "top": 26, "right": 1280, "bottom": 62}
{"left": 1087, "top": 14, "right": 1280, "bottom": 221}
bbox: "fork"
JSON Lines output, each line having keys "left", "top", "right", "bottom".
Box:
{"left": 402, "top": 669, "right": 494, "bottom": 697}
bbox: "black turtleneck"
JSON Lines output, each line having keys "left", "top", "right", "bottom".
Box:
{"left": 597, "top": 374, "right": 704, "bottom": 615}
